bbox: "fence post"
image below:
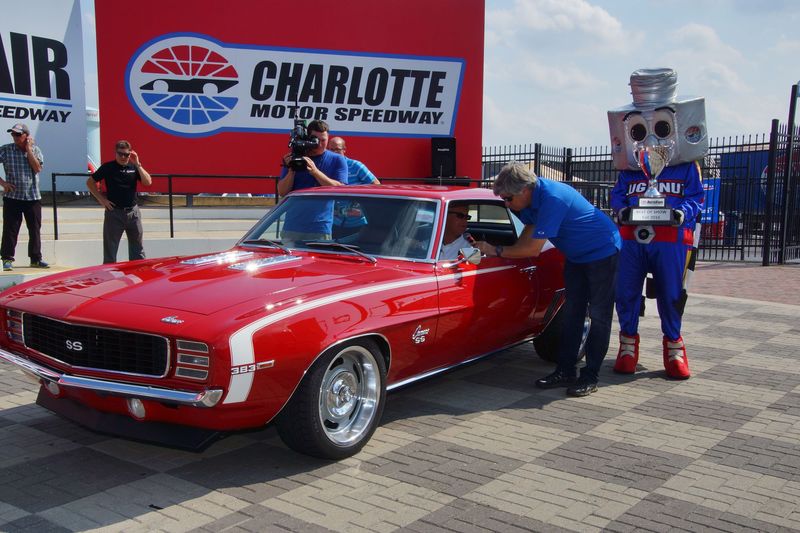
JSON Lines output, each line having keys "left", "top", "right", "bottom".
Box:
{"left": 763, "top": 119, "right": 780, "bottom": 266}
{"left": 534, "top": 143, "right": 541, "bottom": 176}
{"left": 168, "top": 175, "right": 174, "bottom": 239}
{"left": 564, "top": 148, "right": 573, "bottom": 182}
{"left": 51, "top": 172, "right": 59, "bottom": 241}
{"left": 778, "top": 82, "right": 799, "bottom": 264}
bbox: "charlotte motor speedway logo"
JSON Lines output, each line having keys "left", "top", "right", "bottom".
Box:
{"left": 127, "top": 34, "right": 463, "bottom": 137}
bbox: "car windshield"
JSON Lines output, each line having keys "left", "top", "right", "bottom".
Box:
{"left": 242, "top": 195, "right": 438, "bottom": 260}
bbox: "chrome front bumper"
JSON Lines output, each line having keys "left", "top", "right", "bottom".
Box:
{"left": 0, "top": 347, "right": 224, "bottom": 407}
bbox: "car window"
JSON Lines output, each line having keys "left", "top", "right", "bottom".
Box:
{"left": 244, "top": 195, "right": 438, "bottom": 260}
{"left": 460, "top": 201, "right": 521, "bottom": 247}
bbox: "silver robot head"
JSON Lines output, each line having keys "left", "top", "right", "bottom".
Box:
{"left": 608, "top": 68, "right": 708, "bottom": 170}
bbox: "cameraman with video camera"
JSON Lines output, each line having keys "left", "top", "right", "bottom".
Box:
{"left": 277, "top": 119, "right": 348, "bottom": 242}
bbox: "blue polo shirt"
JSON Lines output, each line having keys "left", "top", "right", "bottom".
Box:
{"left": 517, "top": 178, "right": 621, "bottom": 263}
{"left": 279, "top": 150, "right": 348, "bottom": 234}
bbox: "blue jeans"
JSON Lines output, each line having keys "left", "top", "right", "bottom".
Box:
{"left": 557, "top": 251, "right": 619, "bottom": 383}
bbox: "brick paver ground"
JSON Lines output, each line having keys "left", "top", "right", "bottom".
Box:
{"left": 0, "top": 261, "right": 798, "bottom": 532}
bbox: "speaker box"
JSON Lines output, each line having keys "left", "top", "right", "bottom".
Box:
{"left": 431, "top": 137, "right": 456, "bottom": 178}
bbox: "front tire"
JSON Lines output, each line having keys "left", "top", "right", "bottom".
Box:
{"left": 276, "top": 339, "right": 386, "bottom": 459}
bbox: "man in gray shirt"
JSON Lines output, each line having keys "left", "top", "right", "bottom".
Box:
{"left": 0, "top": 123, "right": 49, "bottom": 271}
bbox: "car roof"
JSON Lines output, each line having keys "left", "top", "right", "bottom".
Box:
{"left": 289, "top": 184, "right": 499, "bottom": 201}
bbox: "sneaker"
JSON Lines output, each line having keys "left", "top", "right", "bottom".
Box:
{"left": 2, "top": 260, "right": 12, "bottom": 271}
{"left": 29, "top": 260, "right": 50, "bottom": 269}
{"left": 566, "top": 379, "right": 598, "bottom": 397}
{"left": 535, "top": 370, "right": 577, "bottom": 389}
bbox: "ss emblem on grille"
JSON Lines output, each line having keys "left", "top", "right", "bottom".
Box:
{"left": 66, "top": 340, "right": 83, "bottom": 351}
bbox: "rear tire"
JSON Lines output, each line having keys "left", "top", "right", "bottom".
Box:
{"left": 533, "top": 307, "right": 590, "bottom": 363}
{"left": 276, "top": 339, "right": 386, "bottom": 459}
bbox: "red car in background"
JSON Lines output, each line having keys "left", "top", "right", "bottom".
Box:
{"left": 0, "top": 185, "right": 568, "bottom": 459}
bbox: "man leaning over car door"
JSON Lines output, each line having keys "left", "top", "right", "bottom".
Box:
{"left": 473, "top": 162, "right": 621, "bottom": 397}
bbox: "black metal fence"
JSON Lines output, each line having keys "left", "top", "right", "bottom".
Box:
{"left": 482, "top": 92, "right": 800, "bottom": 265}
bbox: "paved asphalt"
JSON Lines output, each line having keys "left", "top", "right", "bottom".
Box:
{"left": 0, "top": 262, "right": 799, "bottom": 532}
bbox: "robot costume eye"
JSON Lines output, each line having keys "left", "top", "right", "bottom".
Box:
{"left": 654, "top": 120, "right": 671, "bottom": 138}
{"left": 630, "top": 123, "right": 647, "bottom": 142}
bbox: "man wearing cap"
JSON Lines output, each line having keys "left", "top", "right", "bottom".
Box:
{"left": 0, "top": 123, "right": 49, "bottom": 271}
{"left": 87, "top": 140, "right": 153, "bottom": 264}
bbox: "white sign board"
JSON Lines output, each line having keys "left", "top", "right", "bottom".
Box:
{"left": 0, "top": 0, "right": 87, "bottom": 191}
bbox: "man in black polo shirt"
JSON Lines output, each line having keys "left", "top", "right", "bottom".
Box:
{"left": 87, "top": 140, "right": 153, "bottom": 264}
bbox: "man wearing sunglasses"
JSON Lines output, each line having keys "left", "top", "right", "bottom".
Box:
{"left": 87, "top": 140, "right": 152, "bottom": 263}
{"left": 474, "top": 162, "right": 621, "bottom": 397}
{"left": 0, "top": 123, "right": 49, "bottom": 271}
{"left": 439, "top": 203, "right": 475, "bottom": 260}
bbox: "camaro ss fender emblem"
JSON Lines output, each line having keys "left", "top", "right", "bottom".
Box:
{"left": 412, "top": 325, "right": 430, "bottom": 344}
{"left": 65, "top": 340, "right": 83, "bottom": 351}
{"left": 161, "top": 316, "right": 184, "bottom": 324}
{"left": 231, "top": 360, "right": 275, "bottom": 375}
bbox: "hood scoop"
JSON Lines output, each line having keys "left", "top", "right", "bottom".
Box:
{"left": 181, "top": 250, "right": 254, "bottom": 266}
{"left": 229, "top": 255, "right": 302, "bottom": 271}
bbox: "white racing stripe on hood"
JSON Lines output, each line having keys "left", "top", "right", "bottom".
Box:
{"left": 223, "top": 264, "right": 514, "bottom": 404}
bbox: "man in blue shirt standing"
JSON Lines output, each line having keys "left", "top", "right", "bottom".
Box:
{"left": 328, "top": 136, "right": 380, "bottom": 237}
{"left": 328, "top": 137, "right": 381, "bottom": 186}
{"left": 278, "top": 120, "right": 348, "bottom": 242}
{"left": 475, "top": 162, "right": 621, "bottom": 397}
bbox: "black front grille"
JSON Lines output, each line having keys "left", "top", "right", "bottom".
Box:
{"left": 23, "top": 315, "right": 168, "bottom": 376}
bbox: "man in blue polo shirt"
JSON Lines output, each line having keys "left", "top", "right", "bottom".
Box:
{"left": 475, "top": 162, "right": 621, "bottom": 396}
{"left": 277, "top": 120, "right": 348, "bottom": 242}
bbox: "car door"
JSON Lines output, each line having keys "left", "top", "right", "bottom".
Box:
{"left": 432, "top": 202, "right": 539, "bottom": 366}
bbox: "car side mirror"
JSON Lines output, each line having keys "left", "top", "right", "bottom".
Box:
{"left": 442, "top": 247, "right": 482, "bottom": 268}
{"left": 461, "top": 247, "right": 482, "bottom": 265}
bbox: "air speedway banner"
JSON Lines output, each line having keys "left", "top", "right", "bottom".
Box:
{"left": 0, "top": 0, "right": 86, "bottom": 190}
{"left": 97, "top": 0, "right": 484, "bottom": 192}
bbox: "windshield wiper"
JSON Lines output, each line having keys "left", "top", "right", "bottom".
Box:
{"left": 240, "top": 239, "right": 292, "bottom": 255}
{"left": 304, "top": 242, "right": 377, "bottom": 264}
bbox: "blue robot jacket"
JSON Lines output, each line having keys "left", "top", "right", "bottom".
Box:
{"left": 610, "top": 161, "right": 705, "bottom": 234}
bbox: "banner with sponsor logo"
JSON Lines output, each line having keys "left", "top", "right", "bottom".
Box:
{"left": 0, "top": 0, "right": 87, "bottom": 190}
{"left": 96, "top": 0, "right": 483, "bottom": 193}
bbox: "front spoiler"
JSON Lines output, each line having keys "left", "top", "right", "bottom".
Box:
{"left": 0, "top": 347, "right": 224, "bottom": 408}
{"left": 36, "top": 388, "right": 222, "bottom": 451}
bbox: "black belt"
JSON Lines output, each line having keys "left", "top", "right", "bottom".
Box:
{"left": 114, "top": 206, "right": 137, "bottom": 211}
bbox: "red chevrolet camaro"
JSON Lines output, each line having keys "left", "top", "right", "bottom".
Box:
{"left": 0, "top": 185, "right": 570, "bottom": 459}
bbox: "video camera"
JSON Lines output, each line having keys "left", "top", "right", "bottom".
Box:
{"left": 287, "top": 119, "right": 319, "bottom": 171}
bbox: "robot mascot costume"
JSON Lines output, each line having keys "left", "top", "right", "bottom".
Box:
{"left": 608, "top": 68, "right": 706, "bottom": 379}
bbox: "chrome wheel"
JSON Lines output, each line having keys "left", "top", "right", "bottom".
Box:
{"left": 318, "top": 345, "right": 380, "bottom": 447}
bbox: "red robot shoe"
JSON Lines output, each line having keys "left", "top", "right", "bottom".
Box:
{"left": 663, "top": 336, "right": 691, "bottom": 379}
{"left": 613, "top": 333, "right": 639, "bottom": 374}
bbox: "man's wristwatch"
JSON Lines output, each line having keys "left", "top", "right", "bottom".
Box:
{"left": 495, "top": 245, "right": 503, "bottom": 258}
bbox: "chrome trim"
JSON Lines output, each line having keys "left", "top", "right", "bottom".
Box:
{"left": 387, "top": 336, "right": 536, "bottom": 391}
{"left": 177, "top": 340, "right": 209, "bottom": 353}
{"left": 19, "top": 312, "right": 172, "bottom": 379}
{"left": 175, "top": 367, "right": 209, "bottom": 380}
{"left": 0, "top": 347, "right": 222, "bottom": 407}
{"left": 178, "top": 353, "right": 209, "bottom": 367}
{"left": 228, "top": 255, "right": 302, "bottom": 271}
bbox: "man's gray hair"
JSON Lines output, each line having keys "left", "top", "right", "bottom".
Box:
{"left": 493, "top": 162, "right": 538, "bottom": 197}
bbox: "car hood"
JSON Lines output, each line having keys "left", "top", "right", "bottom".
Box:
{"left": 1, "top": 249, "right": 417, "bottom": 316}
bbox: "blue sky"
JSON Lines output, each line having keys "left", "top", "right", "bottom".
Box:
{"left": 483, "top": 0, "right": 800, "bottom": 147}
{"left": 80, "top": 0, "right": 800, "bottom": 148}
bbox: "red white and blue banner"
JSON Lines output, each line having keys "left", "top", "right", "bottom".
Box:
{"left": 0, "top": 0, "right": 87, "bottom": 188}
{"left": 96, "top": 0, "right": 484, "bottom": 193}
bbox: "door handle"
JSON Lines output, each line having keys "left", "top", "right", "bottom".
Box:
{"left": 519, "top": 266, "right": 537, "bottom": 274}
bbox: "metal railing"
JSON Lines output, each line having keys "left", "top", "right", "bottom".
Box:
{"left": 49, "top": 173, "right": 281, "bottom": 240}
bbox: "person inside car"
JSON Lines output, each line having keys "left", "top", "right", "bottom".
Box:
{"left": 439, "top": 203, "right": 475, "bottom": 260}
